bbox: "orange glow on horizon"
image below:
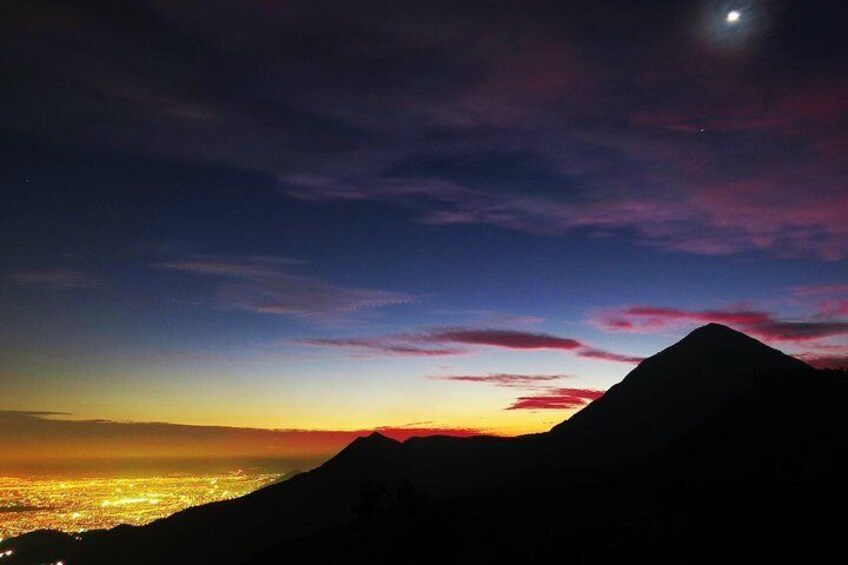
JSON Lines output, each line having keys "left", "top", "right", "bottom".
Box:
{"left": 0, "top": 409, "right": 581, "bottom": 472}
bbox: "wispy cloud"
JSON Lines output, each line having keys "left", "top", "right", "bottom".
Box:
{"left": 790, "top": 285, "right": 848, "bottom": 318}
{"left": 430, "top": 373, "right": 569, "bottom": 387}
{"left": 576, "top": 348, "right": 646, "bottom": 364}
{"left": 428, "top": 372, "right": 604, "bottom": 412}
{"left": 155, "top": 255, "right": 413, "bottom": 318}
{"left": 794, "top": 343, "right": 848, "bottom": 369}
{"left": 797, "top": 353, "right": 848, "bottom": 369}
{"left": 296, "top": 336, "right": 465, "bottom": 357}
{"left": 790, "top": 284, "right": 848, "bottom": 297}
{"left": 429, "top": 373, "right": 603, "bottom": 412}
{"left": 506, "top": 388, "right": 605, "bottom": 410}
{"left": 6, "top": 269, "right": 100, "bottom": 289}
{"left": 298, "top": 326, "right": 642, "bottom": 363}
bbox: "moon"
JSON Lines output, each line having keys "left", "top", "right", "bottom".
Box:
{"left": 726, "top": 10, "right": 741, "bottom": 23}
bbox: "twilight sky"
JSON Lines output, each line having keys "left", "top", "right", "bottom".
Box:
{"left": 2, "top": 0, "right": 847, "bottom": 463}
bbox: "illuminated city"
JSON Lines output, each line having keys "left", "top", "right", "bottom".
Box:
{"left": 0, "top": 473, "right": 280, "bottom": 539}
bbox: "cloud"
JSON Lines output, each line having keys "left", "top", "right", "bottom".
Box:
{"left": 0, "top": 411, "right": 487, "bottom": 464}
{"left": 791, "top": 284, "right": 848, "bottom": 297}
{"left": 430, "top": 328, "right": 641, "bottom": 363}
{"left": 298, "top": 327, "right": 641, "bottom": 363}
{"left": 595, "top": 305, "right": 848, "bottom": 342}
{"left": 430, "top": 373, "right": 569, "bottom": 387}
{"left": 576, "top": 348, "right": 646, "bottom": 364}
{"left": 436, "top": 311, "right": 544, "bottom": 327}
{"left": 428, "top": 374, "right": 609, "bottom": 412}
{"left": 794, "top": 343, "right": 848, "bottom": 369}
{"left": 798, "top": 353, "right": 848, "bottom": 369}
{"left": 155, "top": 255, "right": 413, "bottom": 318}
{"left": 506, "top": 388, "right": 605, "bottom": 410}
{"left": 823, "top": 302, "right": 848, "bottom": 318}
{"left": 6, "top": 269, "right": 100, "bottom": 289}
{"left": 296, "top": 336, "right": 465, "bottom": 357}
{"left": 427, "top": 328, "right": 582, "bottom": 350}
{"left": 790, "top": 285, "right": 848, "bottom": 318}
{"left": 5, "top": 1, "right": 847, "bottom": 260}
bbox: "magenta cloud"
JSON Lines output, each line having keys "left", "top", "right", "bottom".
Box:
{"left": 506, "top": 388, "right": 606, "bottom": 410}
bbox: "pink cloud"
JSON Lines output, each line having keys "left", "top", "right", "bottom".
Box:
{"left": 824, "top": 302, "right": 848, "bottom": 317}
{"left": 797, "top": 353, "right": 848, "bottom": 369}
{"left": 430, "top": 374, "right": 613, "bottom": 414}
{"left": 506, "top": 388, "right": 605, "bottom": 410}
{"left": 794, "top": 343, "right": 848, "bottom": 369}
{"left": 791, "top": 286, "right": 848, "bottom": 318}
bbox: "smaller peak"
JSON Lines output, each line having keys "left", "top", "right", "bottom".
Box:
{"left": 343, "top": 431, "right": 400, "bottom": 452}
{"left": 320, "top": 431, "right": 403, "bottom": 474}
{"left": 364, "top": 431, "right": 397, "bottom": 443}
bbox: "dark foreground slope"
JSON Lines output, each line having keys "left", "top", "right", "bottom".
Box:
{"left": 3, "top": 324, "right": 845, "bottom": 565}
{"left": 248, "top": 367, "right": 848, "bottom": 564}
{"left": 64, "top": 433, "right": 531, "bottom": 564}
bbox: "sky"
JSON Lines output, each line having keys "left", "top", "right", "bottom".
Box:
{"left": 1, "top": 0, "right": 847, "bottom": 468}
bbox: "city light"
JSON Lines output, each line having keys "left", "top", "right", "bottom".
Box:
{"left": 0, "top": 473, "right": 280, "bottom": 539}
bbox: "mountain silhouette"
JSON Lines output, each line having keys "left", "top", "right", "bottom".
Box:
{"left": 4, "top": 324, "right": 845, "bottom": 565}
{"left": 548, "top": 323, "right": 809, "bottom": 465}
